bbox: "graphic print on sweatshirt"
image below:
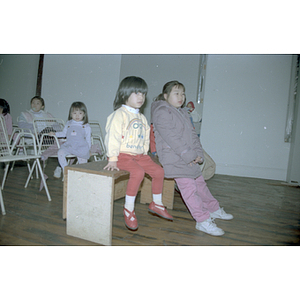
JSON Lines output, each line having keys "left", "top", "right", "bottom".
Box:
{"left": 125, "top": 118, "right": 146, "bottom": 150}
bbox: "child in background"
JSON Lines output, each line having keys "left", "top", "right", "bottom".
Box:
{"left": 18, "top": 96, "right": 54, "bottom": 133}
{"left": 104, "top": 76, "right": 173, "bottom": 230}
{"left": 0, "top": 98, "right": 13, "bottom": 139}
{"left": 151, "top": 80, "right": 233, "bottom": 236}
{"left": 49, "top": 102, "right": 91, "bottom": 173}
{"left": 18, "top": 96, "right": 61, "bottom": 178}
{"left": 18, "top": 96, "right": 63, "bottom": 178}
{"left": 186, "top": 101, "right": 202, "bottom": 136}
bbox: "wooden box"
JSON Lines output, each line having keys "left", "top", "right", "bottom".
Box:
{"left": 63, "top": 160, "right": 174, "bottom": 245}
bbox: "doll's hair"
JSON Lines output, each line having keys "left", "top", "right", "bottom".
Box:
{"left": 187, "top": 101, "right": 195, "bottom": 109}
{"left": 154, "top": 80, "right": 186, "bottom": 101}
{"left": 68, "top": 101, "right": 89, "bottom": 124}
{"left": 0, "top": 98, "right": 10, "bottom": 115}
{"left": 113, "top": 76, "right": 148, "bottom": 110}
{"left": 30, "top": 96, "right": 45, "bottom": 107}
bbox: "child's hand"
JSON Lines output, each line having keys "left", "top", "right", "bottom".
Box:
{"left": 48, "top": 132, "right": 55, "bottom": 136}
{"left": 190, "top": 156, "right": 203, "bottom": 165}
{"left": 195, "top": 156, "right": 204, "bottom": 164}
{"left": 104, "top": 161, "right": 119, "bottom": 171}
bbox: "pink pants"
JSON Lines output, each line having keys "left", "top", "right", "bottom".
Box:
{"left": 175, "top": 175, "right": 220, "bottom": 222}
{"left": 117, "top": 153, "right": 164, "bottom": 197}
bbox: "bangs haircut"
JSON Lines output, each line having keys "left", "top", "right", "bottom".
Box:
{"left": 163, "top": 81, "right": 185, "bottom": 97}
{"left": 68, "top": 101, "right": 89, "bottom": 124}
{"left": 154, "top": 80, "right": 186, "bottom": 101}
{"left": 113, "top": 76, "right": 148, "bottom": 110}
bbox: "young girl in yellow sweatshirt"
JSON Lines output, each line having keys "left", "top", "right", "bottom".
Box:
{"left": 104, "top": 76, "right": 173, "bottom": 230}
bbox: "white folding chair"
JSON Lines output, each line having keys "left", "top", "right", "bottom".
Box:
{"left": 8, "top": 127, "right": 32, "bottom": 173}
{"left": 89, "top": 120, "right": 106, "bottom": 161}
{"left": 91, "top": 133, "right": 107, "bottom": 161}
{"left": 33, "top": 118, "right": 77, "bottom": 180}
{"left": 0, "top": 116, "right": 51, "bottom": 215}
{"left": 33, "top": 117, "right": 77, "bottom": 161}
{"left": 9, "top": 118, "right": 36, "bottom": 172}
{"left": 3, "top": 120, "right": 32, "bottom": 186}
{"left": 89, "top": 120, "right": 104, "bottom": 134}
{"left": 33, "top": 118, "right": 66, "bottom": 155}
{"left": 0, "top": 188, "right": 4, "bottom": 215}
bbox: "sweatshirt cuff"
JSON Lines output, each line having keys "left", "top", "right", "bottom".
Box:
{"left": 108, "top": 156, "right": 118, "bottom": 162}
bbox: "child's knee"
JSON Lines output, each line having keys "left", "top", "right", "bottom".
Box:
{"left": 57, "top": 148, "right": 64, "bottom": 156}
{"left": 133, "top": 168, "right": 145, "bottom": 181}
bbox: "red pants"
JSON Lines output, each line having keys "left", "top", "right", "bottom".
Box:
{"left": 117, "top": 153, "right": 164, "bottom": 197}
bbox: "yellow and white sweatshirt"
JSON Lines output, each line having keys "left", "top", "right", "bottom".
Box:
{"left": 104, "top": 105, "right": 150, "bottom": 162}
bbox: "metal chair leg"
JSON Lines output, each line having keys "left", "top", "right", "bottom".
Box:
{"left": 0, "top": 188, "right": 6, "bottom": 215}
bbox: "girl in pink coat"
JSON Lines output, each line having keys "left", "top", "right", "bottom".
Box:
{"left": 151, "top": 80, "right": 233, "bottom": 236}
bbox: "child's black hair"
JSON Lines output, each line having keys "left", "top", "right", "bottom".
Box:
{"left": 68, "top": 102, "right": 89, "bottom": 124}
{"left": 113, "top": 76, "right": 148, "bottom": 110}
{"left": 154, "top": 80, "right": 185, "bottom": 101}
{"left": 0, "top": 98, "right": 10, "bottom": 115}
{"left": 30, "top": 96, "right": 45, "bottom": 107}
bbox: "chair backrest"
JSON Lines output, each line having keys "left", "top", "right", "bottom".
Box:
{"left": 33, "top": 118, "right": 65, "bottom": 136}
{"left": 89, "top": 120, "right": 106, "bottom": 154}
{"left": 91, "top": 133, "right": 107, "bottom": 161}
{"left": 16, "top": 116, "right": 33, "bottom": 134}
{"left": 33, "top": 118, "right": 65, "bottom": 154}
{"left": 0, "top": 116, "right": 38, "bottom": 156}
{"left": 89, "top": 120, "right": 105, "bottom": 139}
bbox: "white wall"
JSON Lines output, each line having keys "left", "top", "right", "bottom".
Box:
{"left": 0, "top": 54, "right": 39, "bottom": 122}
{"left": 0, "top": 54, "right": 295, "bottom": 181}
{"left": 42, "top": 54, "right": 122, "bottom": 132}
{"left": 201, "top": 55, "right": 292, "bottom": 180}
{"left": 119, "top": 54, "right": 201, "bottom": 121}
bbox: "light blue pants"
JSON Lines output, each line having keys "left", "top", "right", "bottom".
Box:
{"left": 57, "top": 148, "right": 87, "bottom": 171}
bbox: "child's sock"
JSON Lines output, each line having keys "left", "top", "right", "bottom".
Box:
{"left": 153, "top": 193, "right": 163, "bottom": 206}
{"left": 124, "top": 195, "right": 136, "bottom": 215}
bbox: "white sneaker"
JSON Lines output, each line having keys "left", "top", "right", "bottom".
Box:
{"left": 210, "top": 207, "right": 233, "bottom": 220}
{"left": 196, "top": 217, "right": 225, "bottom": 236}
{"left": 53, "top": 166, "right": 62, "bottom": 179}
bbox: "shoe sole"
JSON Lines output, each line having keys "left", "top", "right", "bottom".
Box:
{"left": 196, "top": 227, "right": 225, "bottom": 236}
{"left": 124, "top": 223, "right": 138, "bottom": 231}
{"left": 210, "top": 215, "right": 233, "bottom": 220}
{"left": 124, "top": 219, "right": 138, "bottom": 230}
{"left": 148, "top": 208, "right": 173, "bottom": 221}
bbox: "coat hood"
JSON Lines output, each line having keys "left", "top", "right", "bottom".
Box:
{"left": 151, "top": 100, "right": 181, "bottom": 121}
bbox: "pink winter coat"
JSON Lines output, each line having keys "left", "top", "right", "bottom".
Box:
{"left": 151, "top": 100, "right": 204, "bottom": 179}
